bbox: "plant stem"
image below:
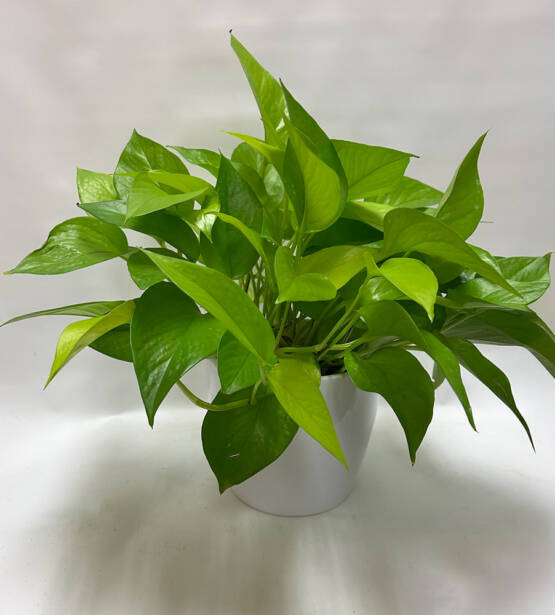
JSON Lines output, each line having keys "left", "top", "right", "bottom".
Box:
{"left": 176, "top": 381, "right": 248, "bottom": 412}
{"left": 275, "top": 301, "right": 290, "bottom": 348}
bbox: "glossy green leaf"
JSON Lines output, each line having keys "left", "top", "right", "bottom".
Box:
{"left": 275, "top": 246, "right": 336, "bottom": 303}
{"left": 226, "top": 132, "right": 284, "bottom": 171}
{"left": 284, "top": 121, "right": 344, "bottom": 232}
{"left": 114, "top": 130, "right": 188, "bottom": 198}
{"left": 216, "top": 156, "right": 263, "bottom": 230}
{"left": 142, "top": 250, "right": 276, "bottom": 364}
{"left": 443, "top": 336, "right": 533, "bottom": 447}
{"left": 1, "top": 300, "right": 123, "bottom": 327}
{"left": 435, "top": 134, "right": 486, "bottom": 239}
{"left": 232, "top": 141, "right": 264, "bottom": 173}
{"left": 46, "top": 301, "right": 135, "bottom": 386}
{"left": 332, "top": 140, "right": 413, "bottom": 200}
{"left": 374, "top": 176, "right": 442, "bottom": 208}
{"left": 217, "top": 332, "right": 261, "bottom": 394}
{"left": 281, "top": 83, "right": 347, "bottom": 200}
{"left": 309, "top": 218, "right": 382, "bottom": 251}
{"left": 127, "top": 249, "right": 174, "bottom": 289}
{"left": 89, "top": 325, "right": 132, "bottom": 362}
{"left": 345, "top": 348, "right": 433, "bottom": 463}
{"left": 202, "top": 390, "right": 298, "bottom": 492}
{"left": 359, "top": 277, "right": 405, "bottom": 304}
{"left": 79, "top": 200, "right": 200, "bottom": 261}
{"left": 380, "top": 209, "right": 517, "bottom": 293}
{"left": 266, "top": 356, "right": 347, "bottom": 467}
{"left": 127, "top": 172, "right": 210, "bottom": 218}
{"left": 420, "top": 330, "right": 475, "bottom": 429}
{"left": 77, "top": 169, "right": 118, "bottom": 204}
{"left": 169, "top": 146, "right": 220, "bottom": 176}
{"left": 442, "top": 308, "right": 555, "bottom": 377}
{"left": 379, "top": 258, "right": 438, "bottom": 320}
{"left": 200, "top": 218, "right": 258, "bottom": 279}
{"left": 130, "top": 282, "right": 225, "bottom": 425}
{"left": 230, "top": 34, "right": 287, "bottom": 146}
{"left": 456, "top": 253, "right": 552, "bottom": 308}
{"left": 7, "top": 217, "right": 128, "bottom": 275}
{"left": 343, "top": 200, "right": 395, "bottom": 231}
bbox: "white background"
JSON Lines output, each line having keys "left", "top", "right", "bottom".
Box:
{"left": 1, "top": 1, "right": 554, "bottom": 613}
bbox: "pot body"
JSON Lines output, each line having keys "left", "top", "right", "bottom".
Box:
{"left": 232, "top": 374, "right": 377, "bottom": 516}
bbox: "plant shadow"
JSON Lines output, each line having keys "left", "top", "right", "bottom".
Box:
{"left": 26, "top": 409, "right": 554, "bottom": 615}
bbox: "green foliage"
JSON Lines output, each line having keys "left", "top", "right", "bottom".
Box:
{"left": 3, "top": 35, "right": 553, "bottom": 491}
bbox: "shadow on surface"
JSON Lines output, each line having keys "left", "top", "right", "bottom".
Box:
{"left": 27, "top": 413, "right": 553, "bottom": 615}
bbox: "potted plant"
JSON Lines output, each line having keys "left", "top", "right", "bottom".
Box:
{"left": 3, "top": 34, "right": 553, "bottom": 516}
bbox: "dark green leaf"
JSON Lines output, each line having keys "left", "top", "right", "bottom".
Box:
{"left": 142, "top": 250, "right": 276, "bottom": 364}
{"left": 130, "top": 282, "right": 225, "bottom": 425}
{"left": 345, "top": 348, "right": 433, "bottom": 463}
{"left": 202, "top": 390, "right": 298, "bottom": 492}
{"left": 217, "top": 331, "right": 261, "bottom": 394}
{"left": 127, "top": 249, "right": 175, "bottom": 289}
{"left": 443, "top": 336, "right": 534, "bottom": 447}
{"left": 114, "top": 130, "right": 188, "bottom": 198}
{"left": 435, "top": 133, "right": 486, "bottom": 239}
{"left": 442, "top": 308, "right": 555, "bottom": 377}
{"left": 309, "top": 218, "right": 382, "bottom": 251}
{"left": 89, "top": 325, "right": 133, "bottom": 362}
{"left": 79, "top": 200, "right": 200, "bottom": 261}
{"left": 216, "top": 156, "right": 263, "bottom": 231}
{"left": 7, "top": 217, "right": 128, "bottom": 275}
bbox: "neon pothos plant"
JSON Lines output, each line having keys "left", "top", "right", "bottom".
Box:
{"left": 3, "top": 35, "right": 554, "bottom": 492}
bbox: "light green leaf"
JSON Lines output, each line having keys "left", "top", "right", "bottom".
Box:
{"left": 342, "top": 200, "right": 395, "bottom": 231}
{"left": 226, "top": 132, "right": 285, "bottom": 171}
{"left": 142, "top": 250, "right": 276, "bottom": 364}
{"left": 345, "top": 348, "right": 433, "bottom": 463}
{"left": 379, "top": 258, "right": 438, "bottom": 320}
{"left": 284, "top": 121, "right": 344, "bottom": 232}
{"left": 231, "top": 141, "right": 264, "bottom": 174}
{"left": 79, "top": 200, "right": 200, "bottom": 261}
{"left": 435, "top": 133, "right": 486, "bottom": 239}
{"left": 266, "top": 356, "right": 347, "bottom": 467}
{"left": 202, "top": 389, "right": 298, "bottom": 492}
{"left": 444, "top": 336, "right": 534, "bottom": 447}
{"left": 127, "top": 172, "right": 210, "bottom": 218}
{"left": 359, "top": 277, "right": 405, "bottom": 304}
{"left": 77, "top": 169, "right": 118, "bottom": 204}
{"left": 374, "top": 176, "right": 442, "bottom": 208}
{"left": 230, "top": 34, "right": 287, "bottom": 146}
{"left": 130, "top": 282, "right": 225, "bottom": 425}
{"left": 1, "top": 300, "right": 124, "bottom": 327}
{"left": 7, "top": 217, "right": 128, "bottom": 275}
{"left": 217, "top": 332, "right": 261, "bottom": 394}
{"left": 169, "top": 146, "right": 220, "bottom": 176}
{"left": 46, "top": 301, "right": 135, "bottom": 386}
{"left": 380, "top": 208, "right": 518, "bottom": 294}
{"left": 275, "top": 246, "right": 336, "bottom": 303}
{"left": 114, "top": 129, "right": 188, "bottom": 198}
{"left": 332, "top": 140, "right": 413, "bottom": 200}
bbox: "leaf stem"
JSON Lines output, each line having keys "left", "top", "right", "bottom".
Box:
{"left": 176, "top": 380, "right": 248, "bottom": 412}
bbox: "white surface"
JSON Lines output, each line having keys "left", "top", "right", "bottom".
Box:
{"left": 1, "top": 0, "right": 555, "bottom": 613}
{"left": 233, "top": 375, "right": 377, "bottom": 516}
{"left": 1, "top": 349, "right": 554, "bottom": 615}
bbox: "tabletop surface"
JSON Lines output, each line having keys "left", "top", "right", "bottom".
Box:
{"left": 1, "top": 347, "right": 554, "bottom": 615}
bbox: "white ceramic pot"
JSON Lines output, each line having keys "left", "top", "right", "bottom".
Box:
{"left": 232, "top": 373, "right": 377, "bottom": 516}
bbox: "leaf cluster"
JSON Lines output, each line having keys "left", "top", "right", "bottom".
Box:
{"left": 3, "top": 35, "right": 553, "bottom": 491}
